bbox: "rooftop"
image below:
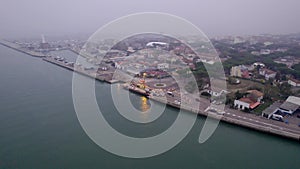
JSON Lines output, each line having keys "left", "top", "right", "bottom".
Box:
{"left": 239, "top": 97, "right": 254, "bottom": 104}
{"left": 289, "top": 78, "right": 300, "bottom": 84}
{"left": 262, "top": 102, "right": 281, "bottom": 115}
{"left": 279, "top": 102, "right": 299, "bottom": 112}
{"left": 247, "top": 90, "right": 264, "bottom": 97}
{"left": 286, "top": 96, "right": 300, "bottom": 106}
{"left": 239, "top": 97, "right": 260, "bottom": 109}
{"left": 264, "top": 68, "right": 276, "bottom": 75}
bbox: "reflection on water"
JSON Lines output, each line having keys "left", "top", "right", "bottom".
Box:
{"left": 140, "top": 96, "right": 150, "bottom": 112}
{"left": 0, "top": 46, "right": 299, "bottom": 169}
{"left": 139, "top": 96, "right": 151, "bottom": 122}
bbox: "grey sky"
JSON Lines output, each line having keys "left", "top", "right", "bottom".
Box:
{"left": 0, "top": 0, "right": 299, "bottom": 38}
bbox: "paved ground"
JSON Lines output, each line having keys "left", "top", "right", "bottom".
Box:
{"left": 147, "top": 78, "right": 300, "bottom": 136}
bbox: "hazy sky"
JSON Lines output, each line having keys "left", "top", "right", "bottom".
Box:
{"left": 1, "top": 0, "right": 299, "bottom": 38}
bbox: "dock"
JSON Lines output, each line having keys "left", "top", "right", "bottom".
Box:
{"left": 43, "top": 57, "right": 119, "bottom": 84}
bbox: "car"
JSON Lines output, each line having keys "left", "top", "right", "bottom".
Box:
{"left": 297, "top": 114, "right": 300, "bottom": 118}
{"left": 272, "top": 114, "right": 284, "bottom": 122}
{"left": 167, "top": 91, "right": 174, "bottom": 97}
{"left": 204, "top": 107, "right": 225, "bottom": 115}
{"left": 174, "top": 100, "right": 181, "bottom": 105}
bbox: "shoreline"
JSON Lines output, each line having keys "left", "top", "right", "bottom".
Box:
{"left": 2, "top": 44, "right": 300, "bottom": 142}
{"left": 43, "top": 57, "right": 119, "bottom": 84}
{"left": 0, "top": 40, "right": 46, "bottom": 57}
{"left": 148, "top": 96, "right": 300, "bottom": 141}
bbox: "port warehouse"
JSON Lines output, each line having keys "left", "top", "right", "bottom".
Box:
{"left": 262, "top": 96, "right": 300, "bottom": 120}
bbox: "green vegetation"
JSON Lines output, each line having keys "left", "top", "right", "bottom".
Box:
{"left": 252, "top": 101, "right": 273, "bottom": 115}
{"left": 193, "top": 62, "right": 209, "bottom": 78}
{"left": 234, "top": 90, "right": 245, "bottom": 100}
{"left": 292, "top": 63, "right": 300, "bottom": 71}
{"left": 220, "top": 48, "right": 300, "bottom": 78}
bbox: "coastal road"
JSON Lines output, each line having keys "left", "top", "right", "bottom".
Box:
{"left": 162, "top": 91, "right": 300, "bottom": 138}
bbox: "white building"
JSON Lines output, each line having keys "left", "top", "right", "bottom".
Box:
{"left": 234, "top": 97, "right": 259, "bottom": 110}
{"left": 288, "top": 79, "right": 300, "bottom": 87}
{"left": 114, "top": 61, "right": 125, "bottom": 70}
{"left": 260, "top": 49, "right": 271, "bottom": 55}
{"left": 230, "top": 66, "right": 242, "bottom": 77}
{"left": 279, "top": 96, "right": 300, "bottom": 114}
{"left": 259, "top": 68, "right": 277, "bottom": 80}
{"left": 146, "top": 42, "right": 168, "bottom": 48}
{"left": 262, "top": 102, "right": 282, "bottom": 119}
{"left": 233, "top": 37, "right": 245, "bottom": 44}
{"left": 234, "top": 96, "right": 261, "bottom": 110}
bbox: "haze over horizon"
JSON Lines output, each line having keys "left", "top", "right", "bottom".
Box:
{"left": 1, "top": 0, "right": 300, "bottom": 39}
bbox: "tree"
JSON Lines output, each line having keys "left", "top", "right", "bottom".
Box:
{"left": 235, "top": 90, "right": 244, "bottom": 99}
{"left": 278, "top": 82, "right": 292, "bottom": 98}
{"left": 263, "top": 83, "right": 273, "bottom": 101}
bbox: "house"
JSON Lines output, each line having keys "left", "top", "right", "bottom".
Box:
{"left": 260, "top": 49, "right": 271, "bottom": 55}
{"left": 288, "top": 78, "right": 300, "bottom": 87}
{"left": 247, "top": 90, "right": 264, "bottom": 102}
{"left": 234, "top": 97, "right": 260, "bottom": 110}
{"left": 251, "top": 51, "right": 260, "bottom": 56}
{"left": 259, "top": 68, "right": 277, "bottom": 80}
{"left": 242, "top": 64, "right": 255, "bottom": 71}
{"left": 278, "top": 96, "right": 300, "bottom": 115}
{"left": 230, "top": 65, "right": 254, "bottom": 78}
{"left": 234, "top": 90, "right": 263, "bottom": 110}
{"left": 242, "top": 70, "right": 251, "bottom": 79}
{"left": 230, "top": 66, "right": 242, "bottom": 77}
{"left": 114, "top": 61, "right": 124, "bottom": 69}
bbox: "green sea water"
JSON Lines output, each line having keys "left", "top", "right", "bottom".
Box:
{"left": 0, "top": 45, "right": 299, "bottom": 169}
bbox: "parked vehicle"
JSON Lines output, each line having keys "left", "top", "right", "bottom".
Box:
{"left": 272, "top": 114, "right": 283, "bottom": 122}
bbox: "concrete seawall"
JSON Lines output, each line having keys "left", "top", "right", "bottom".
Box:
{"left": 5, "top": 42, "right": 298, "bottom": 142}
{"left": 0, "top": 41, "right": 46, "bottom": 57}
{"left": 43, "top": 57, "right": 300, "bottom": 142}
{"left": 43, "top": 57, "right": 119, "bottom": 84}
{"left": 148, "top": 96, "right": 300, "bottom": 141}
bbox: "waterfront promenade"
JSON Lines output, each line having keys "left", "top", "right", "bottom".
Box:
{"left": 148, "top": 91, "right": 300, "bottom": 141}
{"left": 2, "top": 44, "right": 300, "bottom": 142}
